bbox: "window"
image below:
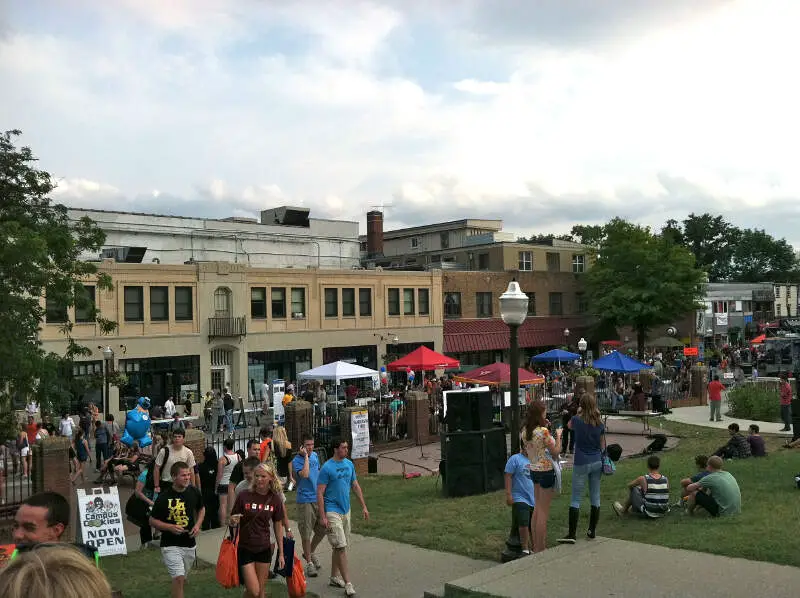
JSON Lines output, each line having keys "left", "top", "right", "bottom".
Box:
{"left": 214, "top": 287, "right": 232, "bottom": 316}
{"left": 342, "top": 288, "right": 356, "bottom": 317}
{"left": 440, "top": 232, "right": 450, "bottom": 249}
{"left": 45, "top": 290, "right": 68, "bottom": 323}
{"left": 518, "top": 251, "right": 532, "bottom": 271}
{"left": 75, "top": 285, "right": 95, "bottom": 323}
{"left": 418, "top": 289, "right": 430, "bottom": 315}
{"left": 324, "top": 288, "right": 338, "bottom": 318}
{"left": 403, "top": 288, "right": 415, "bottom": 315}
{"left": 149, "top": 286, "right": 169, "bottom": 321}
{"left": 250, "top": 287, "right": 267, "bottom": 318}
{"left": 572, "top": 254, "right": 585, "bottom": 273}
{"left": 444, "top": 292, "right": 462, "bottom": 318}
{"left": 388, "top": 288, "right": 400, "bottom": 316}
{"left": 526, "top": 292, "right": 536, "bottom": 316}
{"left": 775, "top": 286, "right": 781, "bottom": 298}
{"left": 291, "top": 288, "right": 305, "bottom": 317}
{"left": 124, "top": 286, "right": 144, "bottom": 322}
{"left": 777, "top": 304, "right": 782, "bottom": 316}
{"left": 714, "top": 301, "right": 728, "bottom": 314}
{"left": 271, "top": 287, "right": 286, "bottom": 318}
{"left": 476, "top": 292, "right": 493, "bottom": 317}
{"left": 175, "top": 287, "right": 193, "bottom": 320}
{"left": 359, "top": 288, "right": 372, "bottom": 316}
{"left": 576, "top": 292, "right": 589, "bottom": 314}
{"left": 410, "top": 237, "right": 419, "bottom": 249}
{"left": 478, "top": 253, "right": 490, "bottom": 270}
{"left": 549, "top": 292, "right": 563, "bottom": 316}
{"left": 546, "top": 252, "right": 560, "bottom": 272}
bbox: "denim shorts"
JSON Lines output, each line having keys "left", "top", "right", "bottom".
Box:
{"left": 512, "top": 502, "right": 533, "bottom": 527}
{"left": 531, "top": 469, "right": 556, "bottom": 489}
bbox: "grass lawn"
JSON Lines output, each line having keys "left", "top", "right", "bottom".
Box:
{"left": 102, "top": 548, "right": 319, "bottom": 597}
{"left": 352, "top": 420, "right": 800, "bottom": 566}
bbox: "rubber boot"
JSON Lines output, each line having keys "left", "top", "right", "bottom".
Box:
{"left": 587, "top": 506, "right": 600, "bottom": 539}
{"left": 557, "top": 507, "right": 579, "bottom": 544}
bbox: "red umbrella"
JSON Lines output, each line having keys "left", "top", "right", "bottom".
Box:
{"left": 453, "top": 363, "right": 545, "bottom": 386}
{"left": 386, "top": 346, "right": 460, "bottom": 371}
{"left": 751, "top": 334, "right": 766, "bottom": 345}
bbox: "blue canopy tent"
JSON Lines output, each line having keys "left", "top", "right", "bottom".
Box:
{"left": 531, "top": 348, "right": 581, "bottom": 363}
{"left": 593, "top": 351, "right": 652, "bottom": 373}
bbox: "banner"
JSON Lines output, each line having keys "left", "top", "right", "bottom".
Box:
{"left": 715, "top": 313, "right": 728, "bottom": 326}
{"left": 350, "top": 409, "right": 370, "bottom": 459}
{"left": 77, "top": 486, "right": 127, "bottom": 557}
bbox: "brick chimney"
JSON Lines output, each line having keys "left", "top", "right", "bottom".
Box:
{"left": 366, "top": 210, "right": 384, "bottom": 257}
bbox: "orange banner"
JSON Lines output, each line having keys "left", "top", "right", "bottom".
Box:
{"left": 683, "top": 347, "right": 699, "bottom": 356}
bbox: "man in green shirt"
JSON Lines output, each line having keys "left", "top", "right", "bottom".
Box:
{"left": 685, "top": 455, "right": 741, "bottom": 517}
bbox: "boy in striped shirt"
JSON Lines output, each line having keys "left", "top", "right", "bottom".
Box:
{"left": 612, "top": 455, "right": 670, "bottom": 518}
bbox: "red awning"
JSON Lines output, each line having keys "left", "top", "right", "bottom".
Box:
{"left": 750, "top": 334, "right": 766, "bottom": 344}
{"left": 386, "top": 346, "right": 460, "bottom": 371}
{"left": 444, "top": 319, "right": 589, "bottom": 354}
{"left": 453, "top": 362, "right": 545, "bottom": 386}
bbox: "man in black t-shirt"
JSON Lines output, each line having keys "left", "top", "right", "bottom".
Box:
{"left": 149, "top": 461, "right": 205, "bottom": 598}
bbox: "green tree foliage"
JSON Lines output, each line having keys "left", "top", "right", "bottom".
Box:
{"left": 570, "top": 224, "right": 606, "bottom": 247}
{"left": 516, "top": 233, "right": 575, "bottom": 244}
{"left": 731, "top": 228, "right": 798, "bottom": 282}
{"left": 0, "top": 130, "right": 116, "bottom": 437}
{"left": 586, "top": 218, "right": 706, "bottom": 358}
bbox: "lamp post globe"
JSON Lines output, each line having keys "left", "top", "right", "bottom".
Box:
{"left": 578, "top": 337, "right": 588, "bottom": 368}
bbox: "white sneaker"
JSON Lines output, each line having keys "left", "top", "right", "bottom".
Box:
{"left": 305, "top": 561, "right": 318, "bottom": 578}
{"left": 329, "top": 575, "right": 346, "bottom": 588}
{"left": 612, "top": 501, "right": 624, "bottom": 517}
{"left": 310, "top": 553, "right": 322, "bottom": 570}
{"left": 345, "top": 582, "right": 356, "bottom": 596}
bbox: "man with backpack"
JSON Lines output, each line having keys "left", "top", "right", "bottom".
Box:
{"left": 153, "top": 431, "right": 199, "bottom": 494}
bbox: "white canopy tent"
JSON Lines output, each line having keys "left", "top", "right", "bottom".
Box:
{"left": 297, "top": 361, "right": 379, "bottom": 418}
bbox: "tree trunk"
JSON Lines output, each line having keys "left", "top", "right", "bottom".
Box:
{"left": 636, "top": 326, "right": 646, "bottom": 360}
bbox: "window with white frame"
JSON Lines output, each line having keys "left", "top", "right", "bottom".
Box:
{"left": 572, "top": 254, "right": 585, "bottom": 273}
{"left": 518, "top": 251, "right": 532, "bottom": 271}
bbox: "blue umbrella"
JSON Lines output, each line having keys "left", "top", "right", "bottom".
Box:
{"left": 531, "top": 348, "right": 581, "bottom": 363}
{"left": 593, "top": 351, "right": 652, "bottom": 373}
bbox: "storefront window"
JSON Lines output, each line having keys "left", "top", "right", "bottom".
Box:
{"left": 118, "top": 355, "right": 200, "bottom": 411}
{"left": 248, "top": 349, "right": 312, "bottom": 386}
{"left": 323, "top": 345, "right": 378, "bottom": 370}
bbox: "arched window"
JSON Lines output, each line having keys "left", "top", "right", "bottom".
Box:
{"left": 214, "top": 287, "right": 232, "bottom": 316}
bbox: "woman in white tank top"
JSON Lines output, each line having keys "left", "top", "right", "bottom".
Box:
{"left": 216, "top": 438, "right": 242, "bottom": 523}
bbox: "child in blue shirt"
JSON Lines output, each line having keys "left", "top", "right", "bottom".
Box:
{"left": 504, "top": 450, "right": 535, "bottom": 555}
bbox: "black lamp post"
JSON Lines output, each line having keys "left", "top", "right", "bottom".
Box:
{"left": 499, "top": 281, "right": 529, "bottom": 562}
{"left": 101, "top": 345, "right": 114, "bottom": 415}
{"left": 578, "top": 337, "right": 588, "bottom": 368}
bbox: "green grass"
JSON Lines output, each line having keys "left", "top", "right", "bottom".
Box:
{"left": 352, "top": 420, "right": 800, "bottom": 566}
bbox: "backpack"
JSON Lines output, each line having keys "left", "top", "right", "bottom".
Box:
{"left": 646, "top": 434, "right": 667, "bottom": 453}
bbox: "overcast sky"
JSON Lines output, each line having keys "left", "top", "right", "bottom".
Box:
{"left": 3, "top": 0, "right": 800, "bottom": 245}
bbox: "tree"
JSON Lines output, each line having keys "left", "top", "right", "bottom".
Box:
{"left": 0, "top": 130, "right": 115, "bottom": 437}
{"left": 585, "top": 218, "right": 706, "bottom": 359}
{"left": 570, "top": 224, "right": 606, "bottom": 247}
{"left": 516, "top": 233, "right": 574, "bottom": 244}
{"left": 730, "top": 228, "right": 798, "bottom": 282}
{"left": 680, "top": 213, "right": 740, "bottom": 281}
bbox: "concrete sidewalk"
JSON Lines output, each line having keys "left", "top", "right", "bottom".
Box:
{"left": 664, "top": 403, "right": 794, "bottom": 436}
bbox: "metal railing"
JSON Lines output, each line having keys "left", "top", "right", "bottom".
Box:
{"left": 1, "top": 443, "right": 35, "bottom": 542}
{"left": 208, "top": 316, "right": 247, "bottom": 339}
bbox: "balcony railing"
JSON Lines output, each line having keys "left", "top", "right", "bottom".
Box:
{"left": 208, "top": 316, "right": 247, "bottom": 339}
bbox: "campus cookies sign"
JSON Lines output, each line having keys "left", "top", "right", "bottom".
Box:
{"left": 77, "top": 487, "right": 128, "bottom": 557}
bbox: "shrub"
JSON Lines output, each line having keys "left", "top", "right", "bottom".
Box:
{"left": 726, "top": 384, "right": 782, "bottom": 422}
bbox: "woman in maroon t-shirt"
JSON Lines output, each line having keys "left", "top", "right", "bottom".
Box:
{"left": 230, "top": 463, "right": 286, "bottom": 598}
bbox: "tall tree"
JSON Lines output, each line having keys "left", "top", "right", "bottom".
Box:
{"left": 586, "top": 218, "right": 706, "bottom": 359}
{"left": 570, "top": 224, "right": 606, "bottom": 247}
{"left": 730, "top": 228, "right": 798, "bottom": 282}
{"left": 0, "top": 130, "right": 115, "bottom": 436}
{"left": 660, "top": 219, "right": 684, "bottom": 246}
{"left": 681, "top": 213, "right": 740, "bottom": 281}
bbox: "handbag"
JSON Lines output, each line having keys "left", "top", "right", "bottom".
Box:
{"left": 124, "top": 494, "right": 150, "bottom": 528}
{"left": 215, "top": 527, "right": 239, "bottom": 589}
{"left": 601, "top": 427, "right": 616, "bottom": 475}
{"left": 287, "top": 554, "right": 307, "bottom": 598}
{"left": 544, "top": 449, "right": 562, "bottom": 494}
{"left": 273, "top": 536, "right": 295, "bottom": 578}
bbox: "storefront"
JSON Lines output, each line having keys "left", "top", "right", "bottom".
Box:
{"left": 322, "top": 345, "right": 378, "bottom": 370}
{"left": 119, "top": 355, "right": 200, "bottom": 410}
{"left": 248, "top": 349, "right": 312, "bottom": 396}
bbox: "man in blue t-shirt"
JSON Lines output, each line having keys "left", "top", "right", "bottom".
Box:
{"left": 317, "top": 438, "right": 369, "bottom": 597}
{"left": 293, "top": 435, "right": 326, "bottom": 578}
{"left": 504, "top": 450, "right": 535, "bottom": 555}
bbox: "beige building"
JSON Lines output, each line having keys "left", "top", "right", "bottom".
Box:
{"left": 40, "top": 260, "right": 443, "bottom": 417}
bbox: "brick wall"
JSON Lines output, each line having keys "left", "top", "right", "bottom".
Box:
{"left": 32, "top": 437, "right": 75, "bottom": 542}
{"left": 183, "top": 428, "right": 206, "bottom": 463}
{"left": 406, "top": 391, "right": 431, "bottom": 445}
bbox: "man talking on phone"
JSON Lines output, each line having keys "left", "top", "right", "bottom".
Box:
{"left": 292, "top": 434, "right": 326, "bottom": 578}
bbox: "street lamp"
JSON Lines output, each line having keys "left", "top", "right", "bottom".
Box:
{"left": 563, "top": 328, "right": 570, "bottom": 347}
{"left": 499, "top": 281, "right": 529, "bottom": 562}
{"left": 99, "top": 345, "right": 114, "bottom": 415}
{"left": 578, "top": 337, "right": 588, "bottom": 368}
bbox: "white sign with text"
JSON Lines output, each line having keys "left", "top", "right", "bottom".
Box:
{"left": 77, "top": 487, "right": 127, "bottom": 557}
{"left": 350, "top": 409, "right": 370, "bottom": 459}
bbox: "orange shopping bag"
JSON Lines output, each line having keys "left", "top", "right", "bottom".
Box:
{"left": 216, "top": 528, "right": 239, "bottom": 589}
{"left": 287, "top": 555, "right": 306, "bottom": 597}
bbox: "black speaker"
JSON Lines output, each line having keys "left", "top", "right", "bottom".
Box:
{"left": 445, "top": 390, "right": 493, "bottom": 432}
{"left": 441, "top": 427, "right": 507, "bottom": 497}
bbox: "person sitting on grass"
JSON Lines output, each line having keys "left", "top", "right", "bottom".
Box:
{"left": 684, "top": 455, "right": 741, "bottom": 517}
{"left": 612, "top": 455, "right": 670, "bottom": 519}
{"left": 747, "top": 424, "right": 767, "bottom": 457}
{"left": 679, "top": 455, "right": 709, "bottom": 502}
{"left": 504, "top": 447, "right": 535, "bottom": 555}
{"left": 713, "top": 423, "right": 752, "bottom": 460}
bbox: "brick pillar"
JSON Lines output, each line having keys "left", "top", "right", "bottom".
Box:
{"left": 574, "top": 375, "right": 595, "bottom": 398}
{"left": 340, "top": 407, "right": 369, "bottom": 477}
{"left": 184, "top": 428, "right": 206, "bottom": 463}
{"left": 284, "top": 399, "right": 313, "bottom": 450}
{"left": 406, "top": 391, "right": 431, "bottom": 444}
{"left": 33, "top": 436, "right": 75, "bottom": 541}
{"left": 691, "top": 365, "right": 708, "bottom": 405}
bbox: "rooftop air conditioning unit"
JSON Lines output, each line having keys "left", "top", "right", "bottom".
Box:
{"left": 292, "top": 312, "right": 305, "bottom": 319}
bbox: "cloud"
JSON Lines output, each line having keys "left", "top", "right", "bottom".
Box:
{"left": 3, "top": 0, "right": 800, "bottom": 251}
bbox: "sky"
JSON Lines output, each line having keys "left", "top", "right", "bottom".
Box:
{"left": 3, "top": 0, "right": 800, "bottom": 245}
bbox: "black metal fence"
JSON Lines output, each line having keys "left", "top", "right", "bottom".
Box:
{"left": 1, "top": 442, "right": 35, "bottom": 541}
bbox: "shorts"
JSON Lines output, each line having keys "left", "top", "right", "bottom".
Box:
{"left": 512, "top": 502, "right": 533, "bottom": 529}
{"left": 325, "top": 511, "right": 351, "bottom": 549}
{"left": 217, "top": 484, "right": 229, "bottom": 495}
{"left": 238, "top": 546, "right": 272, "bottom": 567}
{"left": 297, "top": 502, "right": 326, "bottom": 540}
{"left": 531, "top": 469, "right": 556, "bottom": 489}
{"left": 694, "top": 490, "right": 721, "bottom": 517}
{"left": 20, "top": 447, "right": 30, "bottom": 457}
{"left": 161, "top": 546, "right": 196, "bottom": 579}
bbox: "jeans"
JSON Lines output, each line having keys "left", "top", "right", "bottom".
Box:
{"left": 709, "top": 401, "right": 722, "bottom": 421}
{"left": 781, "top": 404, "right": 792, "bottom": 428}
{"left": 610, "top": 392, "right": 623, "bottom": 410}
{"left": 224, "top": 409, "right": 234, "bottom": 432}
{"left": 570, "top": 460, "right": 602, "bottom": 508}
{"left": 95, "top": 442, "right": 107, "bottom": 467}
{"left": 212, "top": 410, "right": 223, "bottom": 431}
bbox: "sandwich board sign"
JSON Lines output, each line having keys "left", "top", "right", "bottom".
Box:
{"left": 77, "top": 486, "right": 128, "bottom": 557}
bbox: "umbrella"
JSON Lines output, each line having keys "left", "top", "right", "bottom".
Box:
{"left": 647, "top": 336, "right": 685, "bottom": 348}
{"left": 750, "top": 334, "right": 766, "bottom": 344}
{"left": 386, "top": 346, "right": 460, "bottom": 371}
{"left": 453, "top": 363, "right": 545, "bottom": 386}
{"left": 297, "top": 361, "right": 379, "bottom": 383}
{"left": 531, "top": 348, "right": 581, "bottom": 363}
{"left": 592, "top": 351, "right": 652, "bottom": 373}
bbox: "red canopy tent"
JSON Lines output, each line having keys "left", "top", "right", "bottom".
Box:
{"left": 750, "top": 334, "right": 766, "bottom": 345}
{"left": 386, "top": 346, "right": 460, "bottom": 371}
{"left": 453, "top": 363, "right": 545, "bottom": 386}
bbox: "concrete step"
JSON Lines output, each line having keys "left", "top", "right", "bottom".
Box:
{"left": 423, "top": 587, "right": 446, "bottom": 598}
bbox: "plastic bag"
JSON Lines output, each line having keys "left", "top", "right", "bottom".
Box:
{"left": 215, "top": 528, "right": 239, "bottom": 589}
{"left": 287, "top": 555, "right": 307, "bottom": 598}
